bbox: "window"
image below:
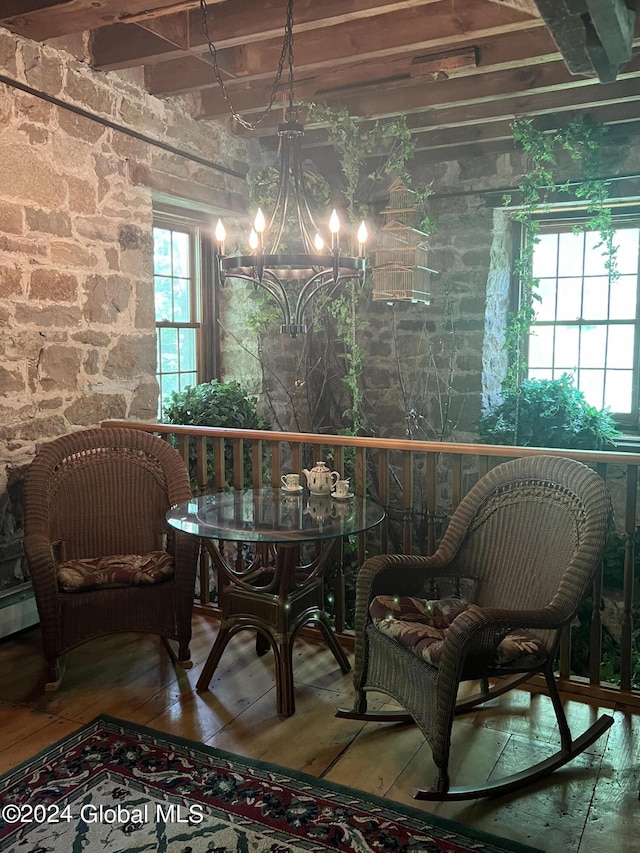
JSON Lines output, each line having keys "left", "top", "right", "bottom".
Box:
{"left": 524, "top": 216, "right": 640, "bottom": 430}
{"left": 153, "top": 209, "right": 219, "bottom": 417}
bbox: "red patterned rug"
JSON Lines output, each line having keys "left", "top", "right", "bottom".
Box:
{"left": 0, "top": 715, "right": 543, "bottom": 852}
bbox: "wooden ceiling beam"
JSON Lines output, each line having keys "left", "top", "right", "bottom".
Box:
{"left": 88, "top": 0, "right": 446, "bottom": 70}
{"left": 147, "top": 9, "right": 548, "bottom": 97}
{"left": 534, "top": 0, "right": 637, "bottom": 83}
{"left": 291, "top": 70, "right": 640, "bottom": 159}
{"left": 196, "top": 27, "right": 559, "bottom": 120}
{"left": 233, "top": 1, "right": 541, "bottom": 79}
{"left": 0, "top": 0, "right": 222, "bottom": 41}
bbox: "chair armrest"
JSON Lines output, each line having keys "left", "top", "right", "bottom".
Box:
{"left": 440, "top": 603, "right": 560, "bottom": 697}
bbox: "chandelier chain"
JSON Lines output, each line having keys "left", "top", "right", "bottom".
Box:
{"left": 199, "top": 0, "right": 296, "bottom": 131}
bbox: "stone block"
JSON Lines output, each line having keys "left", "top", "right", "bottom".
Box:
{"left": 0, "top": 266, "right": 22, "bottom": 297}
{"left": 0, "top": 367, "right": 25, "bottom": 394}
{"left": 26, "top": 208, "right": 72, "bottom": 237}
{"left": 50, "top": 242, "right": 98, "bottom": 270}
{"left": 104, "top": 334, "right": 156, "bottom": 380}
{"left": 38, "top": 345, "right": 81, "bottom": 391}
{"left": 58, "top": 108, "right": 107, "bottom": 144}
{"left": 83, "top": 274, "right": 132, "bottom": 323}
{"left": 15, "top": 305, "right": 83, "bottom": 327}
{"left": 129, "top": 379, "right": 160, "bottom": 420}
{"left": 0, "top": 415, "right": 67, "bottom": 443}
{"left": 29, "top": 269, "right": 78, "bottom": 302}
{"left": 22, "top": 46, "right": 63, "bottom": 96}
{"left": 65, "top": 70, "right": 114, "bottom": 116}
{"left": 64, "top": 393, "right": 127, "bottom": 426}
{"left": 13, "top": 93, "right": 54, "bottom": 126}
{"left": 0, "top": 30, "right": 18, "bottom": 76}
{"left": 67, "top": 176, "right": 98, "bottom": 216}
{"left": 0, "top": 141, "right": 66, "bottom": 208}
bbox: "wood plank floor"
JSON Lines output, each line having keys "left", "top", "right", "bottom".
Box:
{"left": 1, "top": 613, "right": 639, "bottom": 852}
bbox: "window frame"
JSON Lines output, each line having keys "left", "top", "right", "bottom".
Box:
{"left": 516, "top": 206, "right": 640, "bottom": 434}
{"left": 153, "top": 205, "right": 220, "bottom": 414}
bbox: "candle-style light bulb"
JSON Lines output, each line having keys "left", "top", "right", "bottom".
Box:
{"left": 249, "top": 228, "right": 259, "bottom": 252}
{"left": 253, "top": 208, "right": 265, "bottom": 252}
{"left": 214, "top": 219, "right": 226, "bottom": 255}
{"left": 314, "top": 232, "right": 324, "bottom": 252}
{"left": 329, "top": 209, "right": 340, "bottom": 250}
{"left": 357, "top": 220, "right": 368, "bottom": 256}
{"left": 254, "top": 208, "right": 266, "bottom": 233}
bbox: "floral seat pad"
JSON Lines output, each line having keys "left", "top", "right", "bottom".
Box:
{"left": 57, "top": 551, "right": 175, "bottom": 592}
{"left": 370, "top": 594, "right": 547, "bottom": 669}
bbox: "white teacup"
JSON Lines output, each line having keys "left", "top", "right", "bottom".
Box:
{"left": 281, "top": 473, "right": 301, "bottom": 491}
{"left": 333, "top": 478, "right": 351, "bottom": 497}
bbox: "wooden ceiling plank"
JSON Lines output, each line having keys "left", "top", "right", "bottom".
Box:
{"left": 484, "top": 0, "right": 539, "bottom": 14}
{"left": 196, "top": 26, "right": 561, "bottom": 119}
{"left": 89, "top": 23, "right": 179, "bottom": 70}
{"left": 233, "top": 2, "right": 546, "bottom": 79}
{"left": 308, "top": 71, "right": 640, "bottom": 144}
{"left": 0, "top": 1, "right": 214, "bottom": 40}
{"left": 147, "top": 13, "right": 548, "bottom": 97}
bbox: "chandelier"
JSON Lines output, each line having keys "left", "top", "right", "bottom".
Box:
{"left": 203, "top": 0, "right": 368, "bottom": 337}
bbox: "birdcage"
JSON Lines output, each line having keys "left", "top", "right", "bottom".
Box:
{"left": 372, "top": 180, "right": 436, "bottom": 303}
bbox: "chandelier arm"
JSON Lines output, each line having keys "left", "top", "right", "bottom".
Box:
{"left": 268, "top": 138, "right": 293, "bottom": 254}
{"left": 257, "top": 269, "right": 294, "bottom": 327}
{"left": 219, "top": 269, "right": 291, "bottom": 328}
{"left": 294, "top": 269, "right": 362, "bottom": 328}
{"left": 291, "top": 134, "right": 320, "bottom": 252}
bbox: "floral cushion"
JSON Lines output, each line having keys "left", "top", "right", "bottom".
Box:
{"left": 370, "top": 594, "right": 547, "bottom": 669}
{"left": 57, "top": 551, "right": 175, "bottom": 592}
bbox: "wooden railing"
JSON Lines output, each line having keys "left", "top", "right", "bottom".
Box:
{"left": 104, "top": 420, "right": 640, "bottom": 708}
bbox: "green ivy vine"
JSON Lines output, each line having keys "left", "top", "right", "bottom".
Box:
{"left": 504, "top": 115, "right": 618, "bottom": 391}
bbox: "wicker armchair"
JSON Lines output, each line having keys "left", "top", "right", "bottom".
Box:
{"left": 23, "top": 427, "right": 200, "bottom": 690}
{"left": 338, "top": 455, "right": 614, "bottom": 800}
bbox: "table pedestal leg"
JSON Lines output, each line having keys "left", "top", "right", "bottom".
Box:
{"left": 196, "top": 538, "right": 351, "bottom": 716}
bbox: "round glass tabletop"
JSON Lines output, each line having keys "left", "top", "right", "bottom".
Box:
{"left": 167, "top": 487, "right": 385, "bottom": 544}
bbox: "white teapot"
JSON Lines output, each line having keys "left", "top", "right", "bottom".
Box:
{"left": 302, "top": 460, "right": 340, "bottom": 496}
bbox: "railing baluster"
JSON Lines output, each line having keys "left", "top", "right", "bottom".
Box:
{"left": 426, "top": 452, "right": 436, "bottom": 556}
{"left": 402, "top": 450, "right": 413, "bottom": 554}
{"left": 233, "top": 439, "right": 243, "bottom": 489}
{"left": 589, "top": 462, "right": 607, "bottom": 685}
{"left": 378, "top": 449, "right": 389, "bottom": 553}
{"left": 214, "top": 436, "right": 225, "bottom": 491}
{"left": 271, "top": 441, "right": 281, "bottom": 486}
{"left": 621, "top": 464, "right": 637, "bottom": 691}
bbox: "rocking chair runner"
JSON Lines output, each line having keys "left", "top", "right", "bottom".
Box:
{"left": 337, "top": 455, "right": 614, "bottom": 800}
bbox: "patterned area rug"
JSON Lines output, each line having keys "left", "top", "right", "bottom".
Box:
{"left": 0, "top": 715, "right": 543, "bottom": 853}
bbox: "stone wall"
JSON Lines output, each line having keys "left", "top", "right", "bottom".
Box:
{"left": 0, "top": 27, "right": 258, "bottom": 597}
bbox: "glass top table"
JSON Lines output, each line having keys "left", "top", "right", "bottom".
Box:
{"left": 167, "top": 487, "right": 385, "bottom": 717}
{"left": 168, "top": 487, "right": 385, "bottom": 545}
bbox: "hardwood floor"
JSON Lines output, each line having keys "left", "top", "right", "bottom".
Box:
{"left": 1, "top": 613, "right": 638, "bottom": 852}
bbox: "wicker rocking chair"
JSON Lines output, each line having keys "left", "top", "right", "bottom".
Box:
{"left": 23, "top": 427, "right": 200, "bottom": 690}
{"left": 337, "top": 455, "right": 614, "bottom": 800}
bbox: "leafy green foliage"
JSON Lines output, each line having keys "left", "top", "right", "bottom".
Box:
{"left": 505, "top": 116, "right": 618, "bottom": 392}
{"left": 163, "top": 381, "right": 269, "bottom": 430}
{"left": 477, "top": 374, "right": 620, "bottom": 449}
{"left": 306, "top": 103, "right": 415, "bottom": 219}
{"left": 162, "top": 381, "right": 270, "bottom": 487}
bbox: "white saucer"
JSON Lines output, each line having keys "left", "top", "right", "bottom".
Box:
{"left": 281, "top": 485, "right": 303, "bottom": 494}
{"left": 332, "top": 491, "right": 354, "bottom": 500}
